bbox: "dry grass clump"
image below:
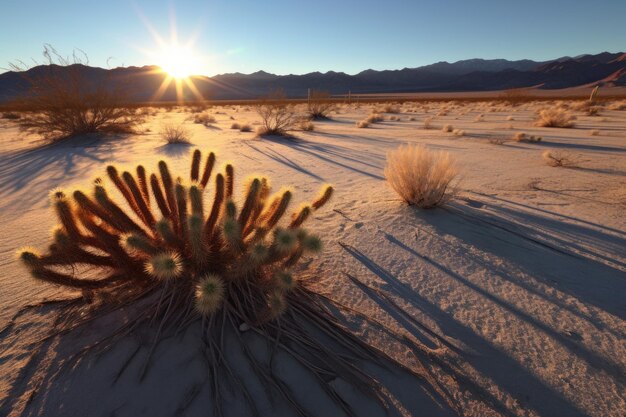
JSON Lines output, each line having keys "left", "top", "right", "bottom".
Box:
{"left": 591, "top": 129, "right": 600, "bottom": 136}
{"left": 356, "top": 120, "right": 370, "bottom": 128}
{"left": 409, "top": 116, "right": 417, "bottom": 121}
{"left": 239, "top": 123, "right": 252, "bottom": 132}
{"left": 513, "top": 132, "right": 542, "bottom": 143}
{"left": 452, "top": 129, "right": 465, "bottom": 136}
{"left": 535, "top": 108, "right": 576, "bottom": 128}
{"left": 385, "top": 144, "right": 458, "bottom": 208}
{"left": 15, "top": 149, "right": 456, "bottom": 415}
{"left": 382, "top": 104, "right": 400, "bottom": 113}
{"left": 307, "top": 90, "right": 334, "bottom": 119}
{"left": 608, "top": 100, "right": 626, "bottom": 111}
{"left": 442, "top": 124, "right": 453, "bottom": 133}
{"left": 255, "top": 90, "right": 297, "bottom": 136}
{"left": 230, "top": 122, "right": 241, "bottom": 130}
{"left": 193, "top": 113, "right": 216, "bottom": 125}
{"left": 160, "top": 123, "right": 191, "bottom": 144}
{"left": 488, "top": 137, "right": 507, "bottom": 145}
{"left": 542, "top": 150, "right": 578, "bottom": 167}
{"left": 366, "top": 113, "right": 384, "bottom": 123}
{"left": 423, "top": 117, "right": 433, "bottom": 129}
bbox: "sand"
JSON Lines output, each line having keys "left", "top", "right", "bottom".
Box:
{"left": 0, "top": 99, "right": 625, "bottom": 416}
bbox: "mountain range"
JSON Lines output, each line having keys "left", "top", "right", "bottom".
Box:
{"left": 1, "top": 51, "right": 624, "bottom": 102}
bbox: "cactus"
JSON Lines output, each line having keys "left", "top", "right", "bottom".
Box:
{"left": 18, "top": 149, "right": 333, "bottom": 323}
{"left": 589, "top": 85, "right": 600, "bottom": 103}
{"left": 15, "top": 149, "right": 456, "bottom": 417}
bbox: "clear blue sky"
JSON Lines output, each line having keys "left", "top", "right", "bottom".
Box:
{"left": 1, "top": 0, "right": 625, "bottom": 76}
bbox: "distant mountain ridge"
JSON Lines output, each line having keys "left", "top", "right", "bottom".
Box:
{"left": 1, "top": 52, "right": 624, "bottom": 102}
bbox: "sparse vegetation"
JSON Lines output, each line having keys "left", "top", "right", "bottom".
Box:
{"left": 299, "top": 120, "right": 315, "bottom": 131}
{"left": 306, "top": 89, "right": 334, "bottom": 119}
{"left": 442, "top": 124, "right": 453, "bottom": 133}
{"left": 193, "top": 113, "right": 216, "bottom": 125}
{"left": 535, "top": 108, "right": 576, "bottom": 128}
{"left": 230, "top": 122, "right": 241, "bottom": 129}
{"left": 513, "top": 132, "right": 542, "bottom": 143}
{"left": 255, "top": 89, "right": 297, "bottom": 136}
{"left": 10, "top": 45, "right": 139, "bottom": 141}
{"left": 160, "top": 123, "right": 191, "bottom": 144}
{"left": 1, "top": 112, "right": 21, "bottom": 120}
{"left": 385, "top": 144, "right": 458, "bottom": 208}
{"left": 543, "top": 150, "right": 578, "bottom": 167}
{"left": 356, "top": 120, "right": 370, "bottom": 128}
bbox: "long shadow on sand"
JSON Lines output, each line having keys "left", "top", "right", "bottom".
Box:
{"left": 338, "top": 243, "right": 591, "bottom": 417}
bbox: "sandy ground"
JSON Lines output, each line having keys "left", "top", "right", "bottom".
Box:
{"left": 0, "top": 99, "right": 625, "bottom": 416}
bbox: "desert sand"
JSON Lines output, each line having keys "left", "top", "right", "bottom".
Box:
{"left": 0, "top": 100, "right": 625, "bottom": 416}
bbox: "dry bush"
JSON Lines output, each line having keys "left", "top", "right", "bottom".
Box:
{"left": 608, "top": 100, "right": 626, "bottom": 111}
{"left": 307, "top": 89, "right": 334, "bottom": 119}
{"left": 160, "top": 123, "right": 191, "bottom": 144}
{"left": 230, "top": 122, "right": 241, "bottom": 130}
{"left": 366, "top": 113, "right": 384, "bottom": 124}
{"left": 409, "top": 116, "right": 416, "bottom": 121}
{"left": 255, "top": 89, "right": 297, "bottom": 136}
{"left": 239, "top": 123, "right": 252, "bottom": 132}
{"left": 11, "top": 45, "right": 139, "bottom": 141}
{"left": 535, "top": 108, "right": 576, "bottom": 128}
{"left": 1, "top": 112, "right": 21, "bottom": 120}
{"left": 591, "top": 129, "right": 600, "bottom": 136}
{"left": 388, "top": 115, "right": 398, "bottom": 121}
{"left": 585, "top": 106, "right": 601, "bottom": 116}
{"left": 542, "top": 150, "right": 578, "bottom": 167}
{"left": 385, "top": 144, "right": 458, "bottom": 208}
{"left": 442, "top": 124, "right": 453, "bottom": 133}
{"left": 513, "top": 132, "right": 542, "bottom": 143}
{"left": 474, "top": 114, "right": 484, "bottom": 122}
{"left": 488, "top": 137, "right": 507, "bottom": 145}
{"left": 423, "top": 117, "right": 433, "bottom": 129}
{"left": 452, "top": 129, "right": 465, "bottom": 136}
{"left": 356, "top": 120, "right": 370, "bottom": 128}
{"left": 194, "top": 113, "right": 216, "bottom": 125}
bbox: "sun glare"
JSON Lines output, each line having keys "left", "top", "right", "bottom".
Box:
{"left": 157, "top": 44, "right": 198, "bottom": 79}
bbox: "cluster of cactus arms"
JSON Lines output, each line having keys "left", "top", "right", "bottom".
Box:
{"left": 19, "top": 148, "right": 333, "bottom": 323}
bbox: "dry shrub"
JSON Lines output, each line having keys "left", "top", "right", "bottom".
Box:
{"left": 239, "top": 124, "right": 252, "bottom": 132}
{"left": 382, "top": 104, "right": 400, "bottom": 113}
{"left": 356, "top": 120, "right": 370, "bottom": 128}
{"left": 385, "top": 144, "right": 458, "bottom": 208}
{"left": 542, "top": 150, "right": 578, "bottom": 167}
{"left": 452, "top": 129, "right": 465, "bottom": 136}
{"left": 591, "top": 129, "right": 600, "bottom": 136}
{"left": 194, "top": 113, "right": 216, "bottom": 125}
{"left": 474, "top": 114, "right": 484, "bottom": 122}
{"left": 409, "top": 116, "right": 416, "bottom": 121}
{"left": 11, "top": 45, "right": 139, "bottom": 141}
{"left": 442, "top": 124, "right": 453, "bottom": 133}
{"left": 608, "top": 100, "right": 626, "bottom": 111}
{"left": 513, "top": 132, "right": 542, "bottom": 143}
{"left": 585, "top": 106, "right": 601, "bottom": 116}
{"left": 307, "top": 89, "right": 334, "bottom": 119}
{"left": 535, "top": 108, "right": 576, "bottom": 128}
{"left": 423, "top": 117, "right": 433, "bottom": 129}
{"left": 488, "top": 137, "right": 507, "bottom": 145}
{"left": 160, "top": 123, "right": 191, "bottom": 144}
{"left": 366, "top": 113, "right": 384, "bottom": 124}
{"left": 230, "top": 122, "right": 241, "bottom": 130}
{"left": 255, "top": 89, "right": 297, "bottom": 136}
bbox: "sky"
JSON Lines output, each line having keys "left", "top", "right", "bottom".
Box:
{"left": 1, "top": 0, "right": 625, "bottom": 76}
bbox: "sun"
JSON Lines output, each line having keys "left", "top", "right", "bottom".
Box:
{"left": 157, "top": 43, "right": 199, "bottom": 79}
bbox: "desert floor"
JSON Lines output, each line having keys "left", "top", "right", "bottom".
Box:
{"left": 0, "top": 100, "right": 625, "bottom": 416}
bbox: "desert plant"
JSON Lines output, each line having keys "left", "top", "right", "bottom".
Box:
{"left": 255, "top": 89, "right": 297, "bottom": 136}
{"left": 160, "top": 123, "right": 191, "bottom": 144}
{"left": 239, "top": 123, "right": 252, "bottom": 132}
{"left": 194, "top": 113, "right": 216, "bottom": 125}
{"left": 230, "top": 122, "right": 241, "bottom": 130}
{"left": 10, "top": 45, "right": 139, "bottom": 141}
{"left": 542, "top": 150, "right": 578, "bottom": 167}
{"left": 535, "top": 108, "right": 576, "bottom": 128}
{"left": 452, "top": 129, "right": 465, "bottom": 136}
{"left": 423, "top": 117, "right": 433, "bottom": 129}
{"left": 307, "top": 89, "right": 334, "bottom": 119}
{"left": 513, "top": 132, "right": 542, "bottom": 143}
{"left": 385, "top": 144, "right": 458, "bottom": 208}
{"left": 488, "top": 137, "right": 507, "bottom": 145}
{"left": 442, "top": 124, "right": 453, "bottom": 133}
{"left": 16, "top": 149, "right": 454, "bottom": 416}
{"left": 591, "top": 129, "right": 600, "bottom": 136}
{"left": 365, "top": 113, "right": 384, "bottom": 124}
{"left": 356, "top": 120, "right": 370, "bottom": 128}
